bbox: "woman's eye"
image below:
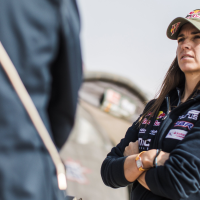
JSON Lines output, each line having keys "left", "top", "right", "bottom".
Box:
{"left": 178, "top": 38, "right": 184, "bottom": 43}
{"left": 194, "top": 35, "right": 200, "bottom": 39}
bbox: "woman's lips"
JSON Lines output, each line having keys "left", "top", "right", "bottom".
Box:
{"left": 181, "top": 54, "right": 194, "bottom": 60}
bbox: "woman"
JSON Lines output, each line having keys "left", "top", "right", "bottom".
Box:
{"left": 101, "top": 9, "right": 200, "bottom": 200}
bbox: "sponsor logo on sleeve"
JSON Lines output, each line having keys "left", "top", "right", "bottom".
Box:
{"left": 153, "top": 120, "right": 160, "bottom": 126}
{"left": 149, "top": 130, "right": 157, "bottom": 135}
{"left": 178, "top": 110, "right": 200, "bottom": 120}
{"left": 142, "top": 118, "right": 151, "bottom": 125}
{"left": 165, "top": 129, "right": 188, "bottom": 140}
{"left": 139, "top": 128, "right": 146, "bottom": 133}
{"left": 174, "top": 121, "right": 194, "bottom": 130}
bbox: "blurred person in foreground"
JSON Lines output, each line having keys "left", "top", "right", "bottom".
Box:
{"left": 0, "top": 0, "right": 82, "bottom": 199}
{"left": 101, "top": 9, "right": 200, "bottom": 200}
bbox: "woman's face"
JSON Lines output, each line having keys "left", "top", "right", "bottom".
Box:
{"left": 176, "top": 23, "right": 200, "bottom": 74}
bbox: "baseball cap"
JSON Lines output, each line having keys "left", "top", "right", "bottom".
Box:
{"left": 167, "top": 9, "right": 200, "bottom": 40}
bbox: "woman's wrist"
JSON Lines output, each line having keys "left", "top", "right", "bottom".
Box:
{"left": 138, "top": 149, "right": 169, "bottom": 169}
{"left": 156, "top": 151, "right": 170, "bottom": 166}
{"left": 153, "top": 149, "right": 162, "bottom": 167}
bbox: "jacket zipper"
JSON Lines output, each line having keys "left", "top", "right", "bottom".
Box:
{"left": 162, "top": 96, "right": 171, "bottom": 120}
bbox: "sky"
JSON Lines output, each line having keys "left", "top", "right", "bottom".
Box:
{"left": 77, "top": 0, "right": 200, "bottom": 98}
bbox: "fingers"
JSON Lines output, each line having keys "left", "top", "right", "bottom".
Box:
{"left": 129, "top": 140, "right": 138, "bottom": 146}
{"left": 124, "top": 140, "right": 139, "bottom": 157}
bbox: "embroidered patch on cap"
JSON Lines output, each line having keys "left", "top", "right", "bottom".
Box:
{"left": 186, "top": 14, "right": 200, "bottom": 19}
{"left": 166, "top": 129, "right": 188, "bottom": 140}
{"left": 188, "top": 9, "right": 200, "bottom": 15}
{"left": 186, "top": 9, "right": 200, "bottom": 19}
{"left": 171, "top": 22, "right": 181, "bottom": 36}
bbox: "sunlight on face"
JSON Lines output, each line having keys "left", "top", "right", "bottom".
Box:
{"left": 176, "top": 23, "right": 200, "bottom": 75}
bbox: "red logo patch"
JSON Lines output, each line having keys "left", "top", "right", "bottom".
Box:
{"left": 153, "top": 120, "right": 160, "bottom": 126}
{"left": 142, "top": 118, "right": 151, "bottom": 125}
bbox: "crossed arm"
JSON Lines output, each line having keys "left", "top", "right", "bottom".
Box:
{"left": 123, "top": 141, "right": 170, "bottom": 190}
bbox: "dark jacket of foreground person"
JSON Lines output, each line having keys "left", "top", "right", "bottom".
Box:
{"left": 0, "top": 0, "right": 82, "bottom": 199}
{"left": 101, "top": 88, "right": 200, "bottom": 200}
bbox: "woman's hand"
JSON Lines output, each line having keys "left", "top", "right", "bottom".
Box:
{"left": 142, "top": 150, "right": 170, "bottom": 169}
{"left": 123, "top": 140, "right": 139, "bottom": 157}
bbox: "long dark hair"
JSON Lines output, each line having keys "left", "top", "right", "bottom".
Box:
{"left": 139, "top": 57, "right": 185, "bottom": 124}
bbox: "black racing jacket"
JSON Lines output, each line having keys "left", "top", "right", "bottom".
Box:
{"left": 101, "top": 88, "right": 200, "bottom": 200}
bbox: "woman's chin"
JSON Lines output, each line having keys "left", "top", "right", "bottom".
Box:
{"left": 180, "top": 66, "right": 200, "bottom": 74}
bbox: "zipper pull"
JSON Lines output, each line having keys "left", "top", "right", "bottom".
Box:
{"left": 163, "top": 110, "right": 171, "bottom": 120}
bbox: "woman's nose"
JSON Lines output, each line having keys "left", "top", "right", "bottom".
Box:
{"left": 181, "top": 40, "right": 191, "bottom": 50}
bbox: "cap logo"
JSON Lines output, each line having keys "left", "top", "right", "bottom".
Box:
{"left": 186, "top": 9, "right": 200, "bottom": 19}
{"left": 189, "top": 10, "right": 200, "bottom": 15}
{"left": 171, "top": 22, "right": 181, "bottom": 36}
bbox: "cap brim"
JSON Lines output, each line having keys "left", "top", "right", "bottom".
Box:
{"left": 167, "top": 17, "right": 200, "bottom": 40}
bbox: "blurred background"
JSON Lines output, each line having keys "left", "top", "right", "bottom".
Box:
{"left": 60, "top": 1, "right": 200, "bottom": 200}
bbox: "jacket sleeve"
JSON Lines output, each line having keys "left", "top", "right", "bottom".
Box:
{"left": 47, "top": 0, "right": 82, "bottom": 149}
{"left": 145, "top": 120, "right": 200, "bottom": 200}
{"left": 101, "top": 100, "right": 155, "bottom": 188}
{"left": 101, "top": 118, "right": 140, "bottom": 188}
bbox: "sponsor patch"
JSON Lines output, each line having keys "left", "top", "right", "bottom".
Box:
{"left": 146, "top": 112, "right": 152, "bottom": 117}
{"left": 139, "top": 128, "right": 146, "bottom": 133}
{"left": 153, "top": 120, "right": 160, "bottom": 126}
{"left": 166, "top": 129, "right": 188, "bottom": 140}
{"left": 174, "top": 121, "right": 194, "bottom": 130}
{"left": 157, "top": 111, "right": 166, "bottom": 119}
{"left": 139, "top": 138, "right": 151, "bottom": 150}
{"left": 186, "top": 10, "right": 200, "bottom": 19}
{"left": 149, "top": 130, "right": 157, "bottom": 135}
{"left": 142, "top": 118, "right": 151, "bottom": 125}
{"left": 189, "top": 10, "right": 200, "bottom": 15}
{"left": 186, "top": 14, "right": 200, "bottom": 19}
{"left": 171, "top": 22, "right": 181, "bottom": 36}
{"left": 179, "top": 110, "right": 200, "bottom": 120}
